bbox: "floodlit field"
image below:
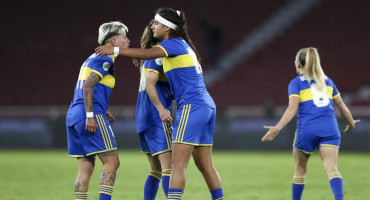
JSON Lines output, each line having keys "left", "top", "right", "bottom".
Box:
{"left": 1, "top": 150, "right": 369, "bottom": 200}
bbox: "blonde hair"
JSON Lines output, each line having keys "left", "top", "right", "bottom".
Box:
{"left": 139, "top": 20, "right": 158, "bottom": 68}
{"left": 98, "top": 21, "right": 128, "bottom": 45}
{"left": 296, "top": 47, "right": 326, "bottom": 90}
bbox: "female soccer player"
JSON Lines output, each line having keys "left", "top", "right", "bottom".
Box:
{"left": 136, "top": 20, "right": 173, "bottom": 199}
{"left": 96, "top": 8, "right": 224, "bottom": 200}
{"left": 67, "top": 21, "right": 130, "bottom": 200}
{"left": 262, "top": 47, "right": 360, "bottom": 200}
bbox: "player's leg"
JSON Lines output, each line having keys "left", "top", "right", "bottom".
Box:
{"left": 192, "top": 146, "right": 224, "bottom": 200}
{"left": 193, "top": 107, "right": 224, "bottom": 200}
{"left": 158, "top": 151, "right": 172, "bottom": 197}
{"left": 292, "top": 149, "right": 310, "bottom": 200}
{"left": 68, "top": 122, "right": 95, "bottom": 200}
{"left": 319, "top": 146, "right": 343, "bottom": 200}
{"left": 75, "top": 157, "right": 95, "bottom": 200}
{"left": 167, "top": 143, "right": 194, "bottom": 200}
{"left": 97, "top": 150, "right": 120, "bottom": 200}
{"left": 144, "top": 153, "right": 162, "bottom": 200}
{"left": 142, "top": 122, "right": 173, "bottom": 198}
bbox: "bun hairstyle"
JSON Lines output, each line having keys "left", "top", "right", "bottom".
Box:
{"left": 156, "top": 8, "right": 201, "bottom": 62}
{"left": 296, "top": 47, "right": 326, "bottom": 90}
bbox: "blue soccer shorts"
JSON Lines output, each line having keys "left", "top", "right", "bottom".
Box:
{"left": 293, "top": 131, "right": 341, "bottom": 154}
{"left": 67, "top": 113, "right": 117, "bottom": 158}
{"left": 172, "top": 104, "right": 216, "bottom": 146}
{"left": 139, "top": 122, "right": 172, "bottom": 156}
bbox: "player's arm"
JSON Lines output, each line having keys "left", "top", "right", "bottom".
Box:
{"left": 95, "top": 46, "right": 166, "bottom": 60}
{"left": 333, "top": 95, "right": 360, "bottom": 132}
{"left": 145, "top": 71, "right": 172, "bottom": 122}
{"left": 262, "top": 96, "right": 299, "bottom": 142}
{"left": 83, "top": 72, "right": 101, "bottom": 133}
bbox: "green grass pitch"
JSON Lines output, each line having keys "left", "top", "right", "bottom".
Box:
{"left": 0, "top": 150, "right": 369, "bottom": 200}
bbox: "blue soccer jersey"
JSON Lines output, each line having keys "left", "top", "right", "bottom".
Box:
{"left": 156, "top": 38, "right": 215, "bottom": 108}
{"left": 66, "top": 53, "right": 116, "bottom": 126}
{"left": 136, "top": 58, "right": 173, "bottom": 133}
{"left": 288, "top": 74, "right": 341, "bottom": 137}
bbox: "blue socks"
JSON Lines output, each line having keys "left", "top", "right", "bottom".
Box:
{"left": 162, "top": 169, "right": 171, "bottom": 197}
{"left": 292, "top": 176, "right": 305, "bottom": 200}
{"left": 291, "top": 172, "right": 343, "bottom": 200}
{"left": 144, "top": 170, "right": 161, "bottom": 200}
{"left": 329, "top": 172, "right": 343, "bottom": 200}
{"left": 99, "top": 185, "right": 114, "bottom": 200}
{"left": 210, "top": 188, "right": 224, "bottom": 200}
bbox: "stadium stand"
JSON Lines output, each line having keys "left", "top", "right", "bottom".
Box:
{"left": 1, "top": 0, "right": 369, "bottom": 108}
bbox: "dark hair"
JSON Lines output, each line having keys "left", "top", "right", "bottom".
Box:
{"left": 156, "top": 8, "right": 201, "bottom": 62}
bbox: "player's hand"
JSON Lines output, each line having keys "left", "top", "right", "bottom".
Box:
{"left": 105, "top": 111, "right": 115, "bottom": 122}
{"left": 132, "top": 59, "right": 141, "bottom": 67}
{"left": 158, "top": 108, "right": 173, "bottom": 123}
{"left": 343, "top": 119, "right": 360, "bottom": 132}
{"left": 261, "top": 126, "right": 280, "bottom": 142}
{"left": 86, "top": 117, "right": 98, "bottom": 133}
{"left": 95, "top": 46, "right": 114, "bottom": 57}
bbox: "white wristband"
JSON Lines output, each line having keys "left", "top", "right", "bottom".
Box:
{"left": 86, "top": 112, "right": 94, "bottom": 118}
{"left": 114, "top": 47, "right": 119, "bottom": 57}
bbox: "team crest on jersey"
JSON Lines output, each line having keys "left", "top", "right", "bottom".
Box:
{"left": 155, "top": 58, "right": 163, "bottom": 65}
{"left": 103, "top": 62, "right": 111, "bottom": 71}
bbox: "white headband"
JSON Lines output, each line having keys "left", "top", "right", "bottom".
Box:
{"left": 155, "top": 14, "right": 177, "bottom": 30}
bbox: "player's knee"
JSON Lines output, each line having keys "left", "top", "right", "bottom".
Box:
{"left": 194, "top": 159, "right": 213, "bottom": 173}
{"left": 324, "top": 165, "right": 338, "bottom": 175}
{"left": 172, "top": 159, "right": 188, "bottom": 170}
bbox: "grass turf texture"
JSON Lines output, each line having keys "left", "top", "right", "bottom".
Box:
{"left": 0, "top": 150, "right": 369, "bottom": 200}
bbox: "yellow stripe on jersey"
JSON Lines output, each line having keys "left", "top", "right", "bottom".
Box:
{"left": 108, "top": 55, "right": 116, "bottom": 62}
{"left": 289, "top": 94, "right": 300, "bottom": 98}
{"left": 299, "top": 88, "right": 312, "bottom": 103}
{"left": 181, "top": 104, "right": 191, "bottom": 142}
{"left": 152, "top": 149, "right": 172, "bottom": 156}
{"left": 163, "top": 54, "right": 195, "bottom": 73}
{"left": 145, "top": 68, "right": 168, "bottom": 82}
{"left": 166, "top": 123, "right": 173, "bottom": 147}
{"left": 163, "top": 122, "right": 171, "bottom": 149}
{"left": 91, "top": 70, "right": 103, "bottom": 79}
{"left": 147, "top": 68, "right": 160, "bottom": 75}
{"left": 78, "top": 67, "right": 115, "bottom": 88}
{"left": 333, "top": 93, "right": 340, "bottom": 99}
{"left": 86, "top": 148, "right": 117, "bottom": 156}
{"left": 96, "top": 114, "right": 109, "bottom": 149}
{"left": 156, "top": 45, "right": 168, "bottom": 57}
{"left": 299, "top": 86, "right": 336, "bottom": 103}
{"left": 99, "top": 74, "right": 115, "bottom": 88}
{"left": 320, "top": 144, "right": 339, "bottom": 149}
{"left": 98, "top": 114, "right": 113, "bottom": 149}
{"left": 175, "top": 105, "right": 187, "bottom": 142}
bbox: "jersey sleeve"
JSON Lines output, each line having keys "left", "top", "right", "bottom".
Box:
{"left": 146, "top": 58, "right": 164, "bottom": 75}
{"left": 288, "top": 78, "right": 300, "bottom": 98}
{"left": 90, "top": 56, "right": 114, "bottom": 79}
{"left": 329, "top": 79, "right": 340, "bottom": 99}
{"left": 156, "top": 38, "right": 180, "bottom": 58}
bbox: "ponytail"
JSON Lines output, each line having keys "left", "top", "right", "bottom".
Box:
{"left": 297, "top": 47, "right": 326, "bottom": 90}
{"left": 156, "top": 8, "right": 201, "bottom": 63}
